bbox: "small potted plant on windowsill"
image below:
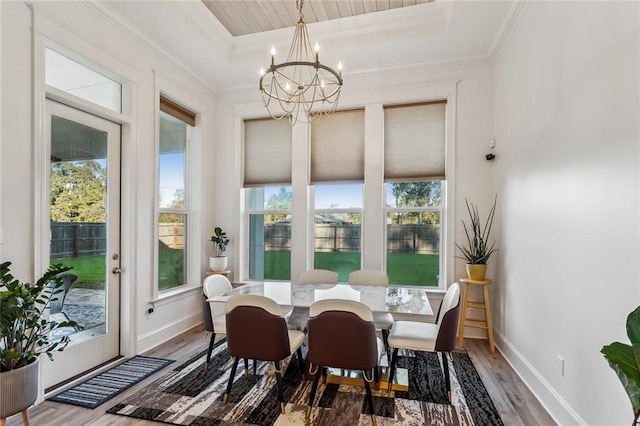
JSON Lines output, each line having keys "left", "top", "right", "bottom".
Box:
{"left": 0, "top": 261, "right": 77, "bottom": 425}
{"left": 209, "top": 227, "right": 230, "bottom": 272}
{"left": 455, "top": 196, "right": 498, "bottom": 281}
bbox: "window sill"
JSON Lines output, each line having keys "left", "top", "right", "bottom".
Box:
{"left": 150, "top": 284, "right": 201, "bottom": 308}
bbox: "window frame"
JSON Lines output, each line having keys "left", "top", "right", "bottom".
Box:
{"left": 156, "top": 108, "right": 192, "bottom": 293}
{"left": 244, "top": 186, "right": 293, "bottom": 281}
{"left": 384, "top": 180, "right": 445, "bottom": 286}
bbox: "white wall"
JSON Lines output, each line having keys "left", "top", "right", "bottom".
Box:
{"left": 0, "top": 1, "right": 216, "bottom": 367}
{"left": 492, "top": 3, "right": 640, "bottom": 424}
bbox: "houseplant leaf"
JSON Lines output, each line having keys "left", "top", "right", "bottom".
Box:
{"left": 627, "top": 306, "right": 640, "bottom": 344}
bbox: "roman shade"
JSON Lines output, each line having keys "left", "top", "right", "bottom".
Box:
{"left": 243, "top": 118, "right": 292, "bottom": 186}
{"left": 160, "top": 95, "right": 196, "bottom": 127}
{"left": 310, "top": 109, "right": 365, "bottom": 183}
{"left": 384, "top": 101, "right": 446, "bottom": 181}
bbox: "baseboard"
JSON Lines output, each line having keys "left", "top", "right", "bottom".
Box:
{"left": 494, "top": 330, "right": 586, "bottom": 425}
{"left": 137, "top": 312, "right": 202, "bottom": 354}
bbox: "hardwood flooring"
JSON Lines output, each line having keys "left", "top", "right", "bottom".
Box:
{"left": 6, "top": 328, "right": 556, "bottom": 425}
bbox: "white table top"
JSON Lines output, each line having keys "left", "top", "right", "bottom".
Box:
{"left": 207, "top": 281, "right": 433, "bottom": 316}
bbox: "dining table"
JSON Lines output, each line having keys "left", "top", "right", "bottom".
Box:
{"left": 207, "top": 281, "right": 435, "bottom": 391}
{"left": 206, "top": 281, "right": 433, "bottom": 316}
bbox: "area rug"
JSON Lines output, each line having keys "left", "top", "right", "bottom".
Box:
{"left": 49, "top": 355, "right": 174, "bottom": 409}
{"left": 106, "top": 340, "right": 502, "bottom": 425}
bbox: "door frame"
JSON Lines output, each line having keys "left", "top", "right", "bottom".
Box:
{"left": 42, "top": 99, "right": 124, "bottom": 389}
{"left": 34, "top": 90, "right": 136, "bottom": 400}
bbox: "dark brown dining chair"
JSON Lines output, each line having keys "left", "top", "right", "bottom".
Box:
{"left": 306, "top": 299, "right": 382, "bottom": 426}
{"left": 223, "top": 294, "right": 305, "bottom": 414}
{"left": 387, "top": 282, "right": 461, "bottom": 401}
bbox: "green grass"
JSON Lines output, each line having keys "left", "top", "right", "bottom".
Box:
{"left": 262, "top": 251, "right": 439, "bottom": 286}
{"left": 58, "top": 250, "right": 439, "bottom": 288}
{"left": 54, "top": 247, "right": 185, "bottom": 291}
{"left": 52, "top": 255, "right": 106, "bottom": 289}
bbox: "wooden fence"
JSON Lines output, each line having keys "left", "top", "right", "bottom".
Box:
{"left": 265, "top": 223, "right": 439, "bottom": 254}
{"left": 51, "top": 222, "right": 437, "bottom": 259}
{"left": 51, "top": 222, "right": 106, "bottom": 259}
{"left": 158, "top": 223, "right": 184, "bottom": 249}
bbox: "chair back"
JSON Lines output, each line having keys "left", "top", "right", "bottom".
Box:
{"left": 299, "top": 269, "right": 339, "bottom": 284}
{"left": 434, "top": 283, "right": 461, "bottom": 352}
{"left": 49, "top": 273, "right": 78, "bottom": 314}
{"left": 225, "top": 294, "right": 291, "bottom": 362}
{"left": 347, "top": 269, "right": 389, "bottom": 286}
{"left": 202, "top": 275, "right": 232, "bottom": 331}
{"left": 307, "top": 299, "right": 378, "bottom": 370}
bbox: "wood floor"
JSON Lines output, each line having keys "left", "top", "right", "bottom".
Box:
{"left": 7, "top": 328, "right": 556, "bottom": 426}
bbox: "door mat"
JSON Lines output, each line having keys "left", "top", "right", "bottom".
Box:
{"left": 48, "top": 355, "right": 174, "bottom": 409}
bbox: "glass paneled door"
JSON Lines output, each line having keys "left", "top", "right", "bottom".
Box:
{"left": 43, "top": 100, "right": 121, "bottom": 389}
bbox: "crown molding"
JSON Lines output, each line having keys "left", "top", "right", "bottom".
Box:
{"left": 78, "top": 1, "right": 219, "bottom": 95}
{"left": 488, "top": 0, "right": 530, "bottom": 62}
{"left": 219, "top": 55, "right": 492, "bottom": 95}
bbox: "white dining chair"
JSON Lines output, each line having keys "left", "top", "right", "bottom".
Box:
{"left": 202, "top": 274, "right": 232, "bottom": 372}
{"left": 387, "top": 282, "right": 461, "bottom": 401}
{"left": 298, "top": 269, "right": 339, "bottom": 284}
{"left": 348, "top": 269, "right": 394, "bottom": 357}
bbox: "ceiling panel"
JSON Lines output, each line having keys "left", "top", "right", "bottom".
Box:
{"left": 202, "top": 0, "right": 431, "bottom": 36}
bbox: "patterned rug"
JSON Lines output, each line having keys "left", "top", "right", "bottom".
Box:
{"left": 49, "top": 356, "right": 174, "bottom": 408}
{"left": 106, "top": 340, "right": 502, "bottom": 425}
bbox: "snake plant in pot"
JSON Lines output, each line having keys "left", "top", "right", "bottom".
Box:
{"left": 455, "top": 196, "right": 498, "bottom": 281}
{"left": 602, "top": 306, "right": 640, "bottom": 425}
{"left": 0, "top": 261, "right": 77, "bottom": 423}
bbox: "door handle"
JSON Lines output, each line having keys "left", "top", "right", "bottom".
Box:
{"left": 112, "top": 267, "right": 122, "bottom": 275}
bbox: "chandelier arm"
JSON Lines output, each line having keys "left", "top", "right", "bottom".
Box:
{"left": 258, "top": 0, "right": 342, "bottom": 124}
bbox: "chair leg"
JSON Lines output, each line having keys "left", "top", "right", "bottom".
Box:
{"left": 442, "top": 352, "right": 451, "bottom": 403}
{"left": 296, "top": 347, "right": 305, "bottom": 374}
{"left": 244, "top": 358, "right": 249, "bottom": 377}
{"left": 274, "top": 361, "right": 286, "bottom": 414}
{"left": 22, "top": 410, "right": 29, "bottom": 426}
{"left": 204, "top": 332, "right": 216, "bottom": 372}
{"left": 381, "top": 329, "right": 390, "bottom": 363}
{"left": 253, "top": 359, "right": 257, "bottom": 375}
{"left": 373, "top": 365, "right": 380, "bottom": 389}
{"left": 387, "top": 348, "right": 399, "bottom": 391}
{"left": 363, "top": 378, "right": 377, "bottom": 426}
{"left": 306, "top": 366, "right": 322, "bottom": 418}
{"left": 223, "top": 357, "right": 239, "bottom": 404}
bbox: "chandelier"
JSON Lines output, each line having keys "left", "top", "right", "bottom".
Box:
{"left": 259, "top": 0, "right": 343, "bottom": 125}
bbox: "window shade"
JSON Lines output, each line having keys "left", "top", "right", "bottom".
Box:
{"left": 384, "top": 101, "right": 446, "bottom": 181}
{"left": 243, "top": 118, "right": 292, "bottom": 186}
{"left": 160, "top": 95, "right": 196, "bottom": 127}
{"left": 311, "top": 109, "right": 365, "bottom": 183}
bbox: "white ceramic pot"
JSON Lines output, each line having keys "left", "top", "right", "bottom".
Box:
{"left": 209, "top": 256, "right": 228, "bottom": 272}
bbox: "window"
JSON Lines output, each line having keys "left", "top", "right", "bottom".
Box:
{"left": 247, "top": 186, "right": 292, "bottom": 280}
{"left": 384, "top": 102, "right": 446, "bottom": 286}
{"left": 313, "top": 184, "right": 363, "bottom": 281}
{"left": 45, "top": 48, "right": 122, "bottom": 113}
{"left": 157, "top": 96, "right": 195, "bottom": 291}
{"left": 386, "top": 181, "right": 442, "bottom": 285}
{"left": 243, "top": 118, "right": 292, "bottom": 280}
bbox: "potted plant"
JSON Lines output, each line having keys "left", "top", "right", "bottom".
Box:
{"left": 0, "top": 261, "right": 77, "bottom": 424}
{"left": 602, "top": 306, "right": 640, "bottom": 425}
{"left": 455, "top": 196, "right": 497, "bottom": 281}
{"left": 209, "top": 227, "right": 230, "bottom": 272}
